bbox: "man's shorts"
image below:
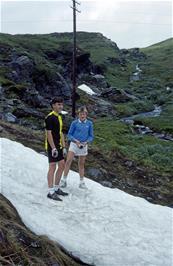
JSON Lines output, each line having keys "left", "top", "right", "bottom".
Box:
{"left": 69, "top": 142, "right": 88, "bottom": 156}
{"left": 47, "top": 147, "right": 64, "bottom": 163}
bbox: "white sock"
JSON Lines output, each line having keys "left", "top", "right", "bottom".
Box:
{"left": 80, "top": 177, "right": 84, "bottom": 183}
{"left": 48, "top": 187, "right": 54, "bottom": 195}
{"left": 63, "top": 176, "right": 67, "bottom": 180}
{"left": 54, "top": 185, "right": 59, "bottom": 191}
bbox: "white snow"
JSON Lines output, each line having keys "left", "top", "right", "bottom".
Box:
{"left": 0, "top": 138, "right": 172, "bottom": 266}
{"left": 61, "top": 110, "right": 68, "bottom": 115}
{"left": 78, "top": 84, "right": 96, "bottom": 95}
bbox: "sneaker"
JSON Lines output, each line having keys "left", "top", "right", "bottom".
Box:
{"left": 79, "top": 182, "right": 87, "bottom": 189}
{"left": 47, "top": 192, "right": 62, "bottom": 201}
{"left": 60, "top": 179, "right": 67, "bottom": 188}
{"left": 55, "top": 188, "right": 68, "bottom": 196}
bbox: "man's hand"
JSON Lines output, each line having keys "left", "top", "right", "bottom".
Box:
{"left": 63, "top": 147, "right": 67, "bottom": 157}
{"left": 52, "top": 148, "right": 58, "bottom": 158}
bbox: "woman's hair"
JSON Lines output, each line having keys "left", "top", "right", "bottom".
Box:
{"left": 77, "top": 106, "right": 88, "bottom": 114}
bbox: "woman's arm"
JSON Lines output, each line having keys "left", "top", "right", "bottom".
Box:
{"left": 87, "top": 122, "right": 94, "bottom": 143}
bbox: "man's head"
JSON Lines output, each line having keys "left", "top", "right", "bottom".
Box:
{"left": 50, "top": 97, "right": 64, "bottom": 113}
{"left": 77, "top": 106, "right": 88, "bottom": 121}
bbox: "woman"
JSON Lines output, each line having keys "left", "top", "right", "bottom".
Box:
{"left": 61, "top": 106, "right": 94, "bottom": 189}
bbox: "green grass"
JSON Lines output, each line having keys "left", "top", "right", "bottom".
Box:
{"left": 94, "top": 118, "right": 173, "bottom": 176}
{"left": 141, "top": 38, "right": 173, "bottom": 85}
{"left": 115, "top": 100, "right": 154, "bottom": 117}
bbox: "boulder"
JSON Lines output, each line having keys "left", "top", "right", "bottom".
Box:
{"left": 100, "top": 181, "right": 113, "bottom": 188}
{"left": 92, "top": 74, "right": 108, "bottom": 88}
{"left": 4, "top": 112, "right": 17, "bottom": 123}
{"left": 9, "top": 55, "right": 34, "bottom": 82}
{"left": 87, "top": 168, "right": 103, "bottom": 179}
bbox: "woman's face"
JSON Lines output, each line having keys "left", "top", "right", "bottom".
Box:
{"left": 79, "top": 111, "right": 87, "bottom": 121}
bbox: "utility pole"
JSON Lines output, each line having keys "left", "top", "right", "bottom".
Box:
{"left": 71, "top": 0, "right": 81, "bottom": 117}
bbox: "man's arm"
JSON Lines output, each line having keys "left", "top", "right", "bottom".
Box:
{"left": 61, "top": 133, "right": 65, "bottom": 148}
{"left": 47, "top": 130, "right": 56, "bottom": 149}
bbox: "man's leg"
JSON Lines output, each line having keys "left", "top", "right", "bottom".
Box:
{"left": 47, "top": 158, "right": 63, "bottom": 201}
{"left": 54, "top": 159, "right": 68, "bottom": 196}
{"left": 54, "top": 159, "right": 65, "bottom": 186}
{"left": 47, "top": 162, "right": 56, "bottom": 188}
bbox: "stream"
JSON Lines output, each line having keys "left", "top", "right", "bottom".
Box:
{"left": 121, "top": 106, "right": 173, "bottom": 141}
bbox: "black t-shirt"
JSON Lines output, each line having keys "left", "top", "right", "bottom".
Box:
{"left": 45, "top": 113, "right": 63, "bottom": 149}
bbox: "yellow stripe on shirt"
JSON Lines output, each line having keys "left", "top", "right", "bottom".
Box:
{"left": 45, "top": 111, "right": 63, "bottom": 151}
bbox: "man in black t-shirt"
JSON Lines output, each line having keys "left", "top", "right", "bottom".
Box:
{"left": 45, "top": 97, "right": 68, "bottom": 201}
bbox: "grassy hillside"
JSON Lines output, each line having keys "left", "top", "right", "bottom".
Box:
{"left": 140, "top": 38, "right": 173, "bottom": 85}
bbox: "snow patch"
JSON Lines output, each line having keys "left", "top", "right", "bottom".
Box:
{"left": 0, "top": 138, "right": 172, "bottom": 266}
{"left": 78, "top": 84, "right": 96, "bottom": 95}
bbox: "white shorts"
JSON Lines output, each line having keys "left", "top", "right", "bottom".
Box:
{"left": 69, "top": 142, "right": 88, "bottom": 156}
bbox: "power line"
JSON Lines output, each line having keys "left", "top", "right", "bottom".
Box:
{"left": 2, "top": 19, "right": 171, "bottom": 26}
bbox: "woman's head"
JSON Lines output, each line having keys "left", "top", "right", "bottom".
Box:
{"left": 77, "top": 106, "right": 88, "bottom": 121}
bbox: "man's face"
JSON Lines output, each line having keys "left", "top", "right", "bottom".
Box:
{"left": 53, "top": 102, "right": 63, "bottom": 113}
{"left": 79, "top": 112, "right": 87, "bottom": 121}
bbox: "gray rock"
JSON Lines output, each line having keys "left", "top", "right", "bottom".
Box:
{"left": 0, "top": 85, "right": 3, "bottom": 94}
{"left": 4, "top": 112, "right": 17, "bottom": 123}
{"left": 125, "top": 161, "right": 133, "bottom": 167}
{"left": 9, "top": 55, "right": 34, "bottom": 83}
{"left": 0, "top": 126, "right": 3, "bottom": 132}
{"left": 130, "top": 72, "right": 141, "bottom": 82}
{"left": 100, "top": 181, "right": 113, "bottom": 188}
{"left": 13, "top": 106, "right": 44, "bottom": 119}
{"left": 93, "top": 74, "right": 108, "bottom": 88}
{"left": 15, "top": 55, "right": 32, "bottom": 66}
{"left": 87, "top": 168, "right": 103, "bottom": 178}
{"left": 23, "top": 90, "right": 47, "bottom": 108}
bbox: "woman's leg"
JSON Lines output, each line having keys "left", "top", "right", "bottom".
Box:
{"left": 63, "top": 151, "right": 75, "bottom": 178}
{"left": 78, "top": 156, "right": 86, "bottom": 180}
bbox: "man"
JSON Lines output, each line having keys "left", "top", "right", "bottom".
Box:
{"left": 45, "top": 97, "right": 68, "bottom": 201}
{"left": 60, "top": 106, "right": 94, "bottom": 189}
